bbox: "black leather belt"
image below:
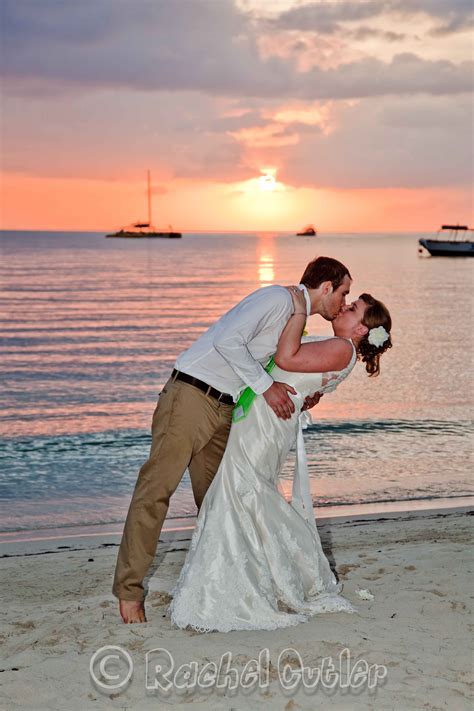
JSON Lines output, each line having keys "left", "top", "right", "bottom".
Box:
{"left": 171, "top": 369, "right": 234, "bottom": 406}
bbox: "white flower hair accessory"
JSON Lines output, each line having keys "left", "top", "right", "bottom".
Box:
{"left": 368, "top": 325, "right": 389, "bottom": 348}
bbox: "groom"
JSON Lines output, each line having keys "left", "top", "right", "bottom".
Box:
{"left": 113, "top": 256, "right": 351, "bottom": 623}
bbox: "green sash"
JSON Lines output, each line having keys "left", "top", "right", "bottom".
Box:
{"left": 232, "top": 357, "right": 276, "bottom": 422}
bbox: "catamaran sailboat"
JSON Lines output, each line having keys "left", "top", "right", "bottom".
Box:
{"left": 106, "top": 171, "right": 182, "bottom": 239}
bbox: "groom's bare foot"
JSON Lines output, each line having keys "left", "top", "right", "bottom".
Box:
{"left": 119, "top": 599, "right": 147, "bottom": 624}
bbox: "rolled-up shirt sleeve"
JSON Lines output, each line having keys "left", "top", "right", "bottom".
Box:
{"left": 212, "top": 288, "right": 290, "bottom": 394}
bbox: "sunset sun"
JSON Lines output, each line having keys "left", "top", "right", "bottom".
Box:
{"left": 258, "top": 172, "right": 276, "bottom": 192}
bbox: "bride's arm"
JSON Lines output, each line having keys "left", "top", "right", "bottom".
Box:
{"left": 275, "top": 321, "right": 353, "bottom": 373}
{"left": 274, "top": 311, "right": 307, "bottom": 363}
{"left": 274, "top": 292, "right": 353, "bottom": 373}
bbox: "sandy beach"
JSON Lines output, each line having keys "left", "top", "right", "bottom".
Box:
{"left": 1, "top": 505, "right": 472, "bottom": 710}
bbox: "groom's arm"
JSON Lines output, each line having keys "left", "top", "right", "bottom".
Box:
{"left": 212, "top": 287, "right": 290, "bottom": 394}
{"left": 212, "top": 288, "right": 299, "bottom": 419}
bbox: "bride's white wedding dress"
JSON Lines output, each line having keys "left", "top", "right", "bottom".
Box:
{"left": 169, "top": 336, "right": 357, "bottom": 632}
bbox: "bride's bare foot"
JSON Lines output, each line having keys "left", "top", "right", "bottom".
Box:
{"left": 119, "top": 599, "right": 147, "bottom": 624}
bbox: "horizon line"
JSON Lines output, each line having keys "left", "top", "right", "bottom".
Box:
{"left": 0, "top": 227, "right": 448, "bottom": 235}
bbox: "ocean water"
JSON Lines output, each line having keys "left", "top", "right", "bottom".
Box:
{"left": 0, "top": 230, "right": 472, "bottom": 533}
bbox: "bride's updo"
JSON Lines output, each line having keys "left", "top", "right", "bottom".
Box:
{"left": 358, "top": 293, "right": 392, "bottom": 377}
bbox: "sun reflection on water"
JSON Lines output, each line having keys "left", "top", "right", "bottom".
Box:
{"left": 257, "top": 233, "right": 275, "bottom": 285}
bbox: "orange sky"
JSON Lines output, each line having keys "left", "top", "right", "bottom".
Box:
{"left": 1, "top": 0, "right": 472, "bottom": 232}
{"left": 1, "top": 173, "right": 472, "bottom": 232}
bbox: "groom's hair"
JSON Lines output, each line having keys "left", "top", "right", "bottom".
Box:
{"left": 300, "top": 256, "right": 351, "bottom": 290}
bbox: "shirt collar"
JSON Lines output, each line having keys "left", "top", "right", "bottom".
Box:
{"left": 298, "top": 284, "right": 311, "bottom": 317}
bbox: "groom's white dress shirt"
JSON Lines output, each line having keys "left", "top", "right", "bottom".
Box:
{"left": 174, "top": 284, "right": 311, "bottom": 401}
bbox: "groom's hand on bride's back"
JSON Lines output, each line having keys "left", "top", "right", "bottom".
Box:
{"left": 263, "top": 382, "right": 297, "bottom": 420}
{"left": 302, "top": 392, "right": 322, "bottom": 411}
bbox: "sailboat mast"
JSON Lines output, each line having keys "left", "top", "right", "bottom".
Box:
{"left": 147, "top": 170, "right": 152, "bottom": 225}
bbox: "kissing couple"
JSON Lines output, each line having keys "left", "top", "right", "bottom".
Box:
{"left": 112, "top": 256, "right": 392, "bottom": 631}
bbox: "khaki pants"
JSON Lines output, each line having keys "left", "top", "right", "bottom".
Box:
{"left": 112, "top": 378, "right": 234, "bottom": 601}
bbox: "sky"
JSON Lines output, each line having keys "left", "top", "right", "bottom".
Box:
{"left": 1, "top": 0, "right": 473, "bottom": 232}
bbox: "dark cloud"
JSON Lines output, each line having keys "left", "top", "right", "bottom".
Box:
{"left": 1, "top": 0, "right": 471, "bottom": 100}
{"left": 272, "top": 1, "right": 382, "bottom": 33}
{"left": 392, "top": 0, "right": 474, "bottom": 35}
{"left": 280, "top": 95, "right": 473, "bottom": 189}
{"left": 1, "top": 0, "right": 293, "bottom": 97}
{"left": 271, "top": 0, "right": 473, "bottom": 36}
{"left": 349, "top": 27, "right": 407, "bottom": 42}
{"left": 296, "top": 54, "right": 472, "bottom": 100}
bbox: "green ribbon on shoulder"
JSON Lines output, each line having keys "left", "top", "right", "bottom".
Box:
{"left": 232, "top": 357, "right": 276, "bottom": 423}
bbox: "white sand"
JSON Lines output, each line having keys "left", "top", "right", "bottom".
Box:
{"left": 1, "top": 508, "right": 472, "bottom": 710}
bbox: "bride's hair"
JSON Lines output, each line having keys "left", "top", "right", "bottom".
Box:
{"left": 358, "top": 293, "right": 392, "bottom": 377}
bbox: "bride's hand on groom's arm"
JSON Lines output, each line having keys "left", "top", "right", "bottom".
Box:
{"left": 301, "top": 392, "right": 323, "bottom": 411}
{"left": 263, "top": 381, "right": 297, "bottom": 420}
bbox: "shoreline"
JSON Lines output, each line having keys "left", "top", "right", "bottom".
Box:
{"left": 1, "top": 496, "right": 472, "bottom": 557}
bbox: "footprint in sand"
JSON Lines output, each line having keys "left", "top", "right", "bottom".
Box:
{"left": 337, "top": 563, "right": 360, "bottom": 578}
{"left": 150, "top": 591, "right": 173, "bottom": 607}
{"left": 450, "top": 601, "right": 467, "bottom": 611}
{"left": 12, "top": 621, "right": 36, "bottom": 631}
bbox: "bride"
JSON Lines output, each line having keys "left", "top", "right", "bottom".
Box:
{"left": 169, "top": 290, "right": 392, "bottom": 632}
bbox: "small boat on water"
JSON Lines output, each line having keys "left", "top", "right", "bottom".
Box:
{"left": 106, "top": 171, "right": 182, "bottom": 239}
{"left": 419, "top": 225, "right": 473, "bottom": 257}
{"left": 296, "top": 224, "right": 317, "bottom": 236}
